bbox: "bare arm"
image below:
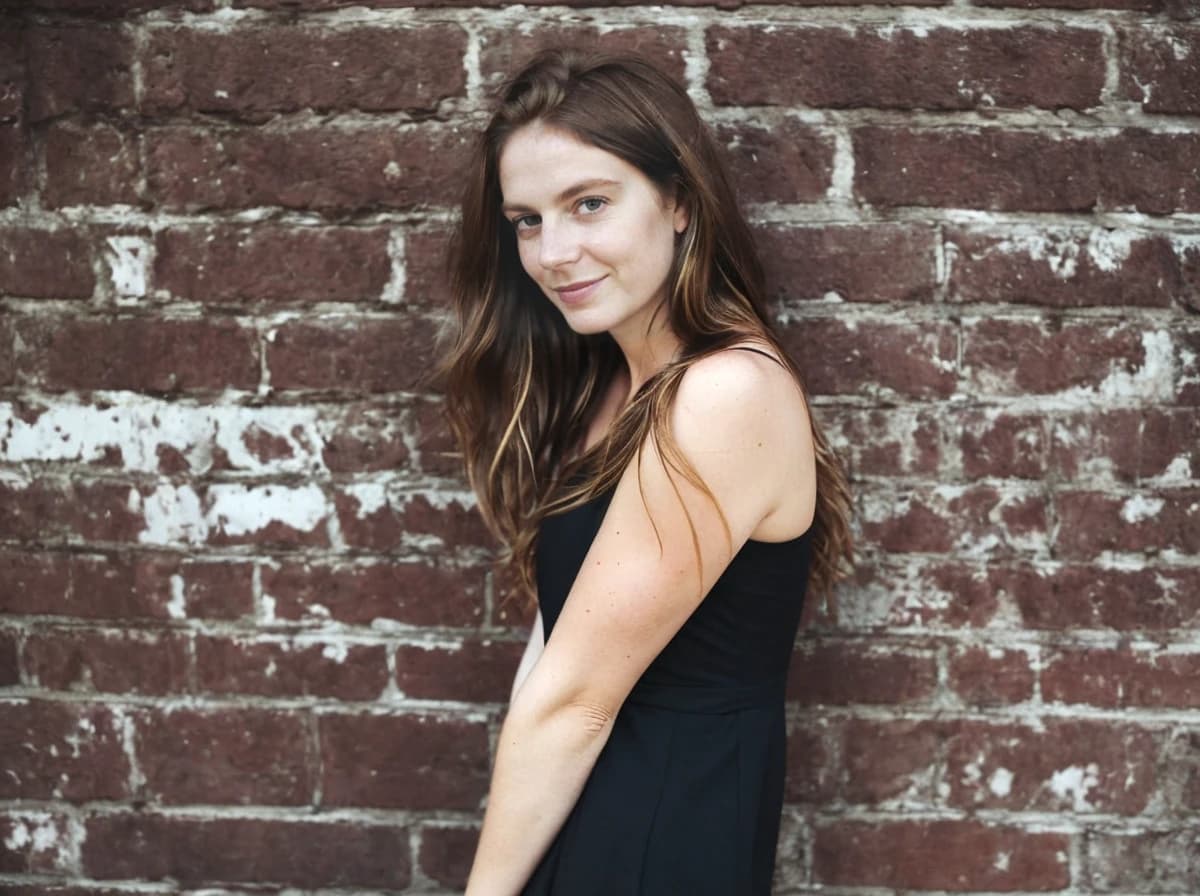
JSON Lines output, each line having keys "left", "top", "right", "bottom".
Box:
{"left": 464, "top": 352, "right": 815, "bottom": 896}
{"left": 510, "top": 609, "right": 544, "bottom": 702}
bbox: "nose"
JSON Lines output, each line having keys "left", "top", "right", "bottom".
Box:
{"left": 537, "top": 218, "right": 581, "bottom": 270}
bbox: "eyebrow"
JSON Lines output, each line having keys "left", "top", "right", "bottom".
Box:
{"left": 501, "top": 178, "right": 621, "bottom": 215}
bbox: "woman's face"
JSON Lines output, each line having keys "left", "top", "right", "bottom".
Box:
{"left": 498, "top": 122, "right": 688, "bottom": 343}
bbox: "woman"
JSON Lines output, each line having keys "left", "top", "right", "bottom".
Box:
{"left": 442, "top": 49, "right": 853, "bottom": 895}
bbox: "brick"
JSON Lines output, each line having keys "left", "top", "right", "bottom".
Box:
{"left": 0, "top": 25, "right": 24, "bottom": 121}
{"left": 43, "top": 122, "right": 140, "bottom": 208}
{"left": 335, "top": 488, "right": 492, "bottom": 553}
{"left": 840, "top": 718, "right": 941, "bottom": 806}
{"left": 1049, "top": 408, "right": 1200, "bottom": 483}
{"left": 1009, "top": 563, "right": 1200, "bottom": 630}
{"left": 0, "top": 700, "right": 129, "bottom": 800}
{"left": 410, "top": 396, "right": 464, "bottom": 478}
{"left": 0, "top": 476, "right": 144, "bottom": 543}
{"left": 948, "top": 645, "right": 1035, "bottom": 705}
{"left": 319, "top": 713, "right": 489, "bottom": 810}
{"left": 395, "top": 637, "right": 522, "bottom": 702}
{"left": 15, "top": 315, "right": 259, "bottom": 392}
{"left": 787, "top": 640, "right": 937, "bottom": 705}
{"left": 145, "top": 124, "right": 471, "bottom": 214}
{"left": 779, "top": 317, "right": 958, "bottom": 399}
{"left": 784, "top": 717, "right": 837, "bottom": 803}
{"left": 25, "top": 627, "right": 189, "bottom": 695}
{"left": 156, "top": 225, "right": 391, "bottom": 304}
{"left": 860, "top": 483, "right": 1048, "bottom": 556}
{"left": 1120, "top": 27, "right": 1200, "bottom": 114}
{"left": 1085, "top": 829, "right": 1200, "bottom": 892}
{"left": 1043, "top": 646, "right": 1200, "bottom": 708}
{"left": 1055, "top": 488, "right": 1200, "bottom": 557}
{"left": 26, "top": 24, "right": 135, "bottom": 122}
{"left": 418, "top": 823, "right": 477, "bottom": 891}
{"left": 815, "top": 819, "right": 1069, "bottom": 889}
{"left": 19, "top": 0, "right": 213, "bottom": 13}
{"left": 855, "top": 127, "right": 1100, "bottom": 212}
{"left": 478, "top": 24, "right": 687, "bottom": 88}
{"left": 144, "top": 25, "right": 467, "bottom": 121}
{"left": 179, "top": 559, "right": 255, "bottom": 619}
{"left": 976, "top": 0, "right": 1158, "bottom": 8}
{"left": 403, "top": 225, "right": 454, "bottom": 308}
{"left": 716, "top": 118, "right": 834, "bottom": 204}
{"left": 0, "top": 628, "right": 18, "bottom": 686}
{"left": 84, "top": 814, "right": 410, "bottom": 887}
{"left": 136, "top": 707, "right": 313, "bottom": 805}
{"left": 321, "top": 400, "right": 413, "bottom": 473}
{"left": 961, "top": 410, "right": 1049, "bottom": 479}
{"left": 1100, "top": 131, "right": 1200, "bottom": 214}
{"left": 820, "top": 406, "right": 945, "bottom": 478}
{"left": 708, "top": 25, "right": 1103, "bottom": 111}
{"left": 757, "top": 224, "right": 937, "bottom": 304}
{"left": 263, "top": 559, "right": 485, "bottom": 628}
{"left": 0, "top": 316, "right": 12, "bottom": 384}
{"left": 196, "top": 635, "right": 389, "bottom": 700}
{"left": 0, "top": 227, "right": 95, "bottom": 299}
{"left": 1167, "top": 729, "right": 1200, "bottom": 812}
{"left": 947, "top": 226, "right": 1180, "bottom": 308}
{"left": 267, "top": 315, "right": 438, "bottom": 393}
{"left": 0, "top": 810, "right": 76, "bottom": 873}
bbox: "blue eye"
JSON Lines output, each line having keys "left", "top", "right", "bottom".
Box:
{"left": 579, "top": 197, "right": 607, "bottom": 214}
{"left": 513, "top": 214, "right": 540, "bottom": 231}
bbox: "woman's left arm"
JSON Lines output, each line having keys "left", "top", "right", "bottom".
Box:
{"left": 464, "top": 352, "right": 815, "bottom": 895}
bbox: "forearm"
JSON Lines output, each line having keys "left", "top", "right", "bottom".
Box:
{"left": 465, "top": 699, "right": 614, "bottom": 895}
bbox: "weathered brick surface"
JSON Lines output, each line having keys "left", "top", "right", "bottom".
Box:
{"left": 42, "top": 122, "right": 141, "bottom": 208}
{"left": 1119, "top": 26, "right": 1200, "bottom": 114}
{"left": 24, "top": 626, "right": 190, "bottom": 695}
{"left": 716, "top": 118, "right": 835, "bottom": 204}
{"left": 0, "top": 227, "right": 95, "bottom": 299}
{"left": 25, "top": 24, "right": 135, "bottom": 122}
{"left": 0, "top": 700, "right": 129, "bottom": 800}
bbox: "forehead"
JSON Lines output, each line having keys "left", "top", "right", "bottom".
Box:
{"left": 498, "top": 123, "right": 642, "bottom": 206}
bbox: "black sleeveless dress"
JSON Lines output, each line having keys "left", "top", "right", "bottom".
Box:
{"left": 523, "top": 481, "right": 813, "bottom": 896}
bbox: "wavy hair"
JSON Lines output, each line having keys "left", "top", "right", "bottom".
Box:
{"left": 441, "top": 49, "right": 853, "bottom": 609}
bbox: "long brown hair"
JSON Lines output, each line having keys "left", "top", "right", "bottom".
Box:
{"left": 442, "top": 49, "right": 853, "bottom": 607}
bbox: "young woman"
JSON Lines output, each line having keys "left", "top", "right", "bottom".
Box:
{"left": 442, "top": 49, "right": 853, "bottom": 896}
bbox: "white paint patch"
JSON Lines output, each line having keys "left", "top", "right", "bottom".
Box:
{"left": 105, "top": 235, "right": 153, "bottom": 301}
{"left": 381, "top": 229, "right": 406, "bottom": 305}
{"left": 166, "top": 573, "right": 186, "bottom": 620}
{"left": 1078, "top": 329, "right": 1175, "bottom": 404}
{"left": 994, "top": 850, "right": 1011, "bottom": 872}
{"left": 344, "top": 481, "right": 388, "bottom": 519}
{"left": 1121, "top": 494, "right": 1164, "bottom": 523}
{"left": 139, "top": 484, "right": 208, "bottom": 545}
{"left": 207, "top": 483, "right": 328, "bottom": 538}
{"left": 3, "top": 812, "right": 59, "bottom": 853}
{"left": 321, "top": 642, "right": 349, "bottom": 663}
{"left": 1086, "top": 229, "right": 1135, "bottom": 273}
{"left": 989, "top": 767, "right": 1014, "bottom": 797}
{"left": 1049, "top": 763, "right": 1099, "bottom": 811}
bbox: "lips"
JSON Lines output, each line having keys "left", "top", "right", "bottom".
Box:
{"left": 554, "top": 276, "right": 606, "bottom": 304}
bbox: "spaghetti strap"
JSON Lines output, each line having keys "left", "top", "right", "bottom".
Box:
{"left": 730, "top": 344, "right": 786, "bottom": 367}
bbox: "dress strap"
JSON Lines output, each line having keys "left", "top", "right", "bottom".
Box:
{"left": 730, "top": 344, "right": 787, "bottom": 368}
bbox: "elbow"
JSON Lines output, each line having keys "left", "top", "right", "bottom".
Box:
{"left": 507, "top": 688, "right": 617, "bottom": 745}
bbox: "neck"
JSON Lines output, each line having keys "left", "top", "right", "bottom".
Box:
{"left": 610, "top": 303, "right": 682, "bottom": 400}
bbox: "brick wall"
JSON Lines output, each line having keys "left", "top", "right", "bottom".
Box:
{"left": 1, "top": 0, "right": 1197, "bottom": 892}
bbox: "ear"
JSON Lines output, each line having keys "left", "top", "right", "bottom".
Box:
{"left": 671, "top": 191, "right": 690, "bottom": 234}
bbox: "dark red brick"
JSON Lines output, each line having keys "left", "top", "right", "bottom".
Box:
{"left": 840, "top": 718, "right": 941, "bottom": 805}
{"left": 821, "top": 407, "right": 944, "bottom": 478}
{"left": 263, "top": 559, "right": 485, "bottom": 628}
{"left": 15, "top": 315, "right": 259, "bottom": 392}
{"left": 136, "top": 707, "right": 313, "bottom": 805}
{"left": 403, "top": 225, "right": 454, "bottom": 309}
{"left": 25, "top": 627, "right": 189, "bottom": 695}
{"left": 757, "top": 223, "right": 937, "bottom": 304}
{"left": 320, "top": 713, "right": 489, "bottom": 810}
{"left": 0, "top": 124, "right": 27, "bottom": 206}
{"left": 1120, "top": 27, "right": 1200, "bottom": 114}
{"left": 0, "top": 476, "right": 144, "bottom": 543}
{"left": 975, "top": 0, "right": 1158, "bottom": 8}
{"left": 1055, "top": 488, "right": 1200, "bottom": 557}
{"left": 708, "top": 25, "right": 1103, "bottom": 110}
{"left": 1085, "top": 829, "right": 1200, "bottom": 892}
{"left": 947, "top": 226, "right": 1179, "bottom": 308}
{"left": 949, "top": 645, "right": 1035, "bottom": 705}
{"left": 335, "top": 488, "right": 492, "bottom": 553}
{"left": 0, "top": 628, "right": 18, "bottom": 686}
{"left": 196, "top": 634, "right": 388, "bottom": 700}
{"left": 1043, "top": 647, "right": 1200, "bottom": 708}
{"left": 143, "top": 24, "right": 467, "bottom": 121}
{"left": 784, "top": 717, "right": 837, "bottom": 803}
{"left": 84, "top": 814, "right": 410, "bottom": 887}
{"left": 961, "top": 410, "right": 1049, "bottom": 479}
{"left": 787, "top": 639, "right": 937, "bottom": 705}
{"left": 0, "top": 700, "right": 129, "bottom": 800}
{"left": 267, "top": 315, "right": 439, "bottom": 393}
{"left": 156, "top": 225, "right": 391, "bottom": 304}
{"left": 395, "top": 637, "right": 522, "bottom": 702}
{"left": 43, "top": 122, "right": 140, "bottom": 208}
{"left": 26, "top": 23, "right": 135, "bottom": 121}
{"left": 321, "top": 400, "right": 413, "bottom": 473}
{"left": 0, "top": 810, "right": 76, "bottom": 873}
{"left": 1100, "top": 131, "right": 1200, "bottom": 214}
{"left": 1009, "top": 563, "right": 1200, "bottom": 630}
{"left": 145, "top": 124, "right": 471, "bottom": 214}
{"left": 418, "top": 823, "right": 477, "bottom": 891}
{"left": 410, "top": 396, "right": 464, "bottom": 478}
{"left": 18, "top": 0, "right": 213, "bottom": 13}
{"left": 0, "top": 24, "right": 25, "bottom": 121}
{"left": 716, "top": 118, "right": 834, "bottom": 204}
{"left": 816, "top": 819, "right": 1069, "bottom": 889}
{"left": 0, "top": 227, "right": 95, "bottom": 299}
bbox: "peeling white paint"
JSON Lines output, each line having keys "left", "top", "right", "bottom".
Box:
{"left": 321, "top": 641, "right": 349, "bottom": 663}
{"left": 166, "top": 574, "right": 186, "bottom": 620}
{"left": 207, "top": 483, "right": 328, "bottom": 538}
{"left": 994, "top": 850, "right": 1011, "bottom": 872}
{"left": 1086, "top": 229, "right": 1135, "bottom": 273}
{"left": 105, "top": 235, "right": 152, "bottom": 301}
{"left": 1048, "top": 763, "right": 1099, "bottom": 811}
{"left": 989, "top": 767, "right": 1014, "bottom": 797}
{"left": 344, "top": 481, "right": 388, "bottom": 518}
{"left": 1121, "top": 494, "right": 1165, "bottom": 524}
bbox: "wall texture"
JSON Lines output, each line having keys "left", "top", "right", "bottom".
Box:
{"left": 1, "top": 0, "right": 1198, "bottom": 892}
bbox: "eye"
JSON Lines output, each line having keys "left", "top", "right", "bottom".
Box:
{"left": 578, "top": 197, "right": 607, "bottom": 214}
{"left": 512, "top": 214, "right": 540, "bottom": 232}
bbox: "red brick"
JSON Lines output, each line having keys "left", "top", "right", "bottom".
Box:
{"left": 0, "top": 227, "right": 95, "bottom": 299}
{"left": 403, "top": 225, "right": 453, "bottom": 309}
{"left": 410, "top": 396, "right": 464, "bottom": 478}
{"left": 780, "top": 317, "right": 958, "bottom": 399}
{"left": 1120, "top": 27, "right": 1200, "bottom": 114}
{"left": 0, "top": 315, "right": 13, "bottom": 384}
{"left": 708, "top": 25, "right": 1103, "bottom": 110}
{"left": 0, "top": 628, "right": 18, "bottom": 686}
{"left": 949, "top": 645, "right": 1035, "bottom": 705}
{"left": 961, "top": 410, "right": 1049, "bottom": 479}
{"left": 787, "top": 640, "right": 937, "bottom": 705}
{"left": 25, "top": 627, "right": 189, "bottom": 695}
{"left": 43, "top": 122, "right": 140, "bottom": 208}
{"left": 976, "top": 0, "right": 1157, "bottom": 8}
{"left": 155, "top": 225, "right": 391, "bottom": 304}
{"left": 171, "top": 559, "right": 255, "bottom": 619}
{"left": 840, "top": 718, "right": 941, "bottom": 805}
{"left": 946, "top": 719, "right": 1157, "bottom": 814}
{"left": 947, "top": 226, "right": 1179, "bottom": 308}
{"left": 1043, "top": 646, "right": 1200, "bottom": 708}
{"left": 15, "top": 315, "right": 259, "bottom": 392}
{"left": 21, "top": 0, "right": 213, "bottom": 13}
{"left": 1049, "top": 408, "right": 1200, "bottom": 483}
{"left": 0, "top": 699, "right": 129, "bottom": 800}
{"left": 1100, "top": 131, "right": 1200, "bottom": 214}
{"left": 860, "top": 483, "right": 1048, "bottom": 556}
{"left": 477, "top": 24, "right": 687, "bottom": 88}
{"left": 716, "top": 118, "right": 834, "bottom": 204}
{"left": 136, "top": 707, "right": 313, "bottom": 805}
{"left": 143, "top": 24, "right": 466, "bottom": 121}
{"left": 319, "top": 713, "right": 489, "bottom": 810}
{"left": 263, "top": 559, "right": 485, "bottom": 628}
{"left": 1055, "top": 488, "right": 1200, "bottom": 557}
{"left": 756, "top": 223, "right": 937, "bottom": 304}
{"left": 0, "top": 810, "right": 76, "bottom": 873}
{"left": 1086, "top": 829, "right": 1200, "bottom": 891}
{"left": 267, "top": 315, "right": 438, "bottom": 393}
{"left": 84, "top": 814, "right": 410, "bottom": 887}
{"left": 784, "top": 717, "right": 837, "bottom": 803}
{"left": 145, "top": 124, "right": 470, "bottom": 214}
{"left": 0, "top": 25, "right": 25, "bottom": 120}
{"left": 855, "top": 127, "right": 1100, "bottom": 212}
{"left": 1009, "top": 563, "right": 1200, "bottom": 630}
{"left": 321, "top": 400, "right": 413, "bottom": 473}
{"left": 418, "top": 823, "right": 477, "bottom": 891}
{"left": 26, "top": 24, "right": 135, "bottom": 121}
{"left": 0, "top": 124, "right": 27, "bottom": 206}
{"left": 0, "top": 476, "right": 143, "bottom": 543}
{"left": 335, "top": 488, "right": 492, "bottom": 553}
{"left": 196, "top": 635, "right": 388, "bottom": 700}
{"left": 815, "top": 819, "right": 1069, "bottom": 889}
{"left": 821, "top": 407, "right": 944, "bottom": 478}
{"left": 395, "top": 637, "right": 522, "bottom": 702}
